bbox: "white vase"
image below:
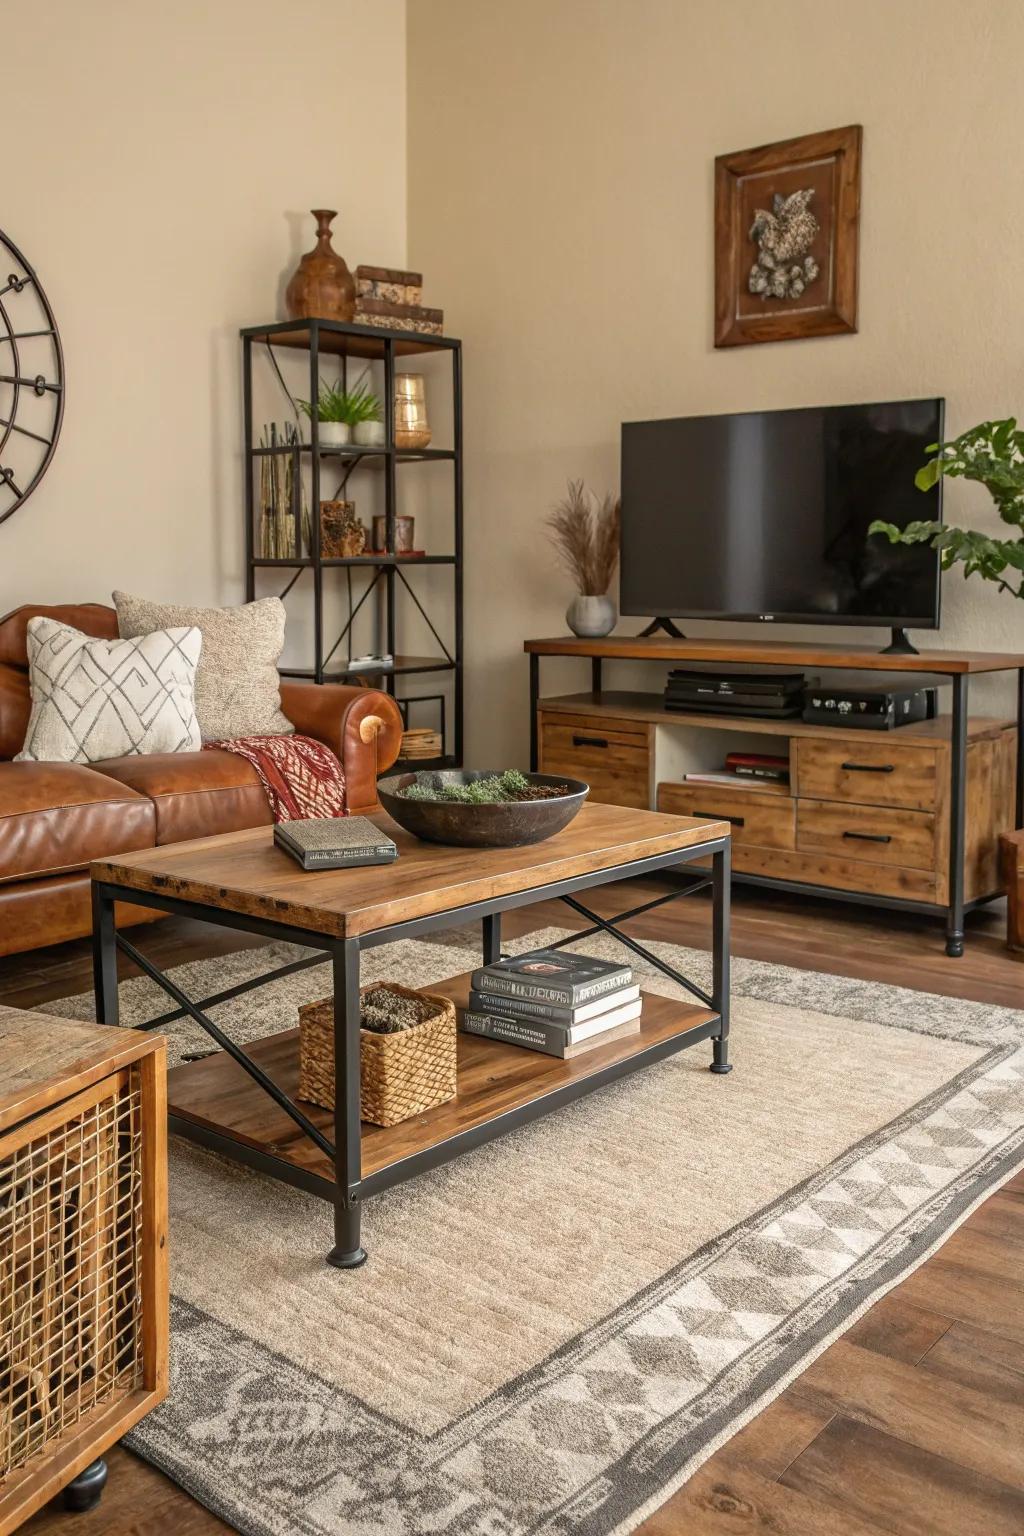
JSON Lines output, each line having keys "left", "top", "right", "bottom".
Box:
{"left": 317, "top": 421, "right": 351, "bottom": 447}
{"left": 566, "top": 594, "right": 616, "bottom": 638}
{"left": 353, "top": 419, "right": 386, "bottom": 448}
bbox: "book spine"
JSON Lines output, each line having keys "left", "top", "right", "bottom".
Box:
{"left": 462, "top": 1012, "right": 568, "bottom": 1057}
{"left": 471, "top": 972, "right": 573, "bottom": 1004}
{"left": 468, "top": 988, "right": 576, "bottom": 1025}
{"left": 276, "top": 843, "right": 397, "bottom": 870}
{"left": 472, "top": 971, "right": 627, "bottom": 1006}
{"left": 731, "top": 765, "right": 789, "bottom": 781}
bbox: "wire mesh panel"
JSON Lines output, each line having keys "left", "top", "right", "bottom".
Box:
{"left": 0, "top": 1069, "right": 144, "bottom": 1482}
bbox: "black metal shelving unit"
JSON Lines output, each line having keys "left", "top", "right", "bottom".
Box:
{"left": 241, "top": 318, "right": 463, "bottom": 769}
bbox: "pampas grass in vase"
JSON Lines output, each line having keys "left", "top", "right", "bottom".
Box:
{"left": 544, "top": 479, "right": 621, "bottom": 637}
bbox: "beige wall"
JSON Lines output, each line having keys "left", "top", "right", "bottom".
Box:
{"left": 407, "top": 0, "right": 1024, "bottom": 766}
{"left": 2, "top": 0, "right": 407, "bottom": 642}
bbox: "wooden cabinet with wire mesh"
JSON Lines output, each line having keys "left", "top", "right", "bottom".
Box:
{"left": 0, "top": 1012, "right": 168, "bottom": 1532}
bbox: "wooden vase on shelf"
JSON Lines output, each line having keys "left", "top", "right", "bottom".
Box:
{"left": 285, "top": 209, "right": 356, "bottom": 322}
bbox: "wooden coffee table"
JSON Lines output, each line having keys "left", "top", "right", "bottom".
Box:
{"left": 91, "top": 801, "right": 732, "bottom": 1268}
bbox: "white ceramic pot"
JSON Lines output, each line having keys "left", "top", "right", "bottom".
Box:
{"left": 317, "top": 421, "right": 351, "bottom": 447}
{"left": 353, "top": 419, "right": 386, "bottom": 448}
{"left": 566, "top": 594, "right": 616, "bottom": 638}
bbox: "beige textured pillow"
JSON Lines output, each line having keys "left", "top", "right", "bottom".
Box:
{"left": 16, "top": 617, "right": 203, "bottom": 763}
{"left": 113, "top": 592, "right": 292, "bottom": 741}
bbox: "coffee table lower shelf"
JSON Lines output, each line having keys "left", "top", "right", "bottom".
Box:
{"left": 166, "top": 971, "right": 720, "bottom": 1201}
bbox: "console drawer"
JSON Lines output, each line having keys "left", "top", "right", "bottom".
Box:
{"left": 795, "top": 737, "right": 939, "bottom": 810}
{"left": 539, "top": 716, "right": 651, "bottom": 808}
{"left": 658, "top": 782, "right": 795, "bottom": 849}
{"left": 797, "top": 799, "right": 936, "bottom": 870}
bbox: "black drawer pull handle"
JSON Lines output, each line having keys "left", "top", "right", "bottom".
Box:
{"left": 840, "top": 761, "right": 895, "bottom": 773}
{"left": 573, "top": 735, "right": 608, "bottom": 748}
{"left": 842, "top": 830, "right": 892, "bottom": 843}
{"left": 697, "top": 810, "right": 745, "bottom": 827}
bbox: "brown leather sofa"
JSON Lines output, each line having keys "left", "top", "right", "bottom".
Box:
{"left": 0, "top": 603, "right": 404, "bottom": 957}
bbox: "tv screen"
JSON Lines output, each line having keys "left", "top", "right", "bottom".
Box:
{"left": 620, "top": 399, "right": 944, "bottom": 628}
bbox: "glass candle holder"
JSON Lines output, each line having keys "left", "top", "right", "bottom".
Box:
{"left": 394, "top": 373, "right": 431, "bottom": 450}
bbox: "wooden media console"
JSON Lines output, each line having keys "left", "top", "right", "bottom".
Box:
{"left": 526, "top": 636, "right": 1024, "bottom": 956}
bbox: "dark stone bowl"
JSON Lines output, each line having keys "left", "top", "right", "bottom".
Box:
{"left": 377, "top": 770, "right": 590, "bottom": 848}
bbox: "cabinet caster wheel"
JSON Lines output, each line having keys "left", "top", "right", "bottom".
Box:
{"left": 64, "top": 1458, "right": 107, "bottom": 1512}
{"left": 945, "top": 936, "right": 965, "bottom": 958}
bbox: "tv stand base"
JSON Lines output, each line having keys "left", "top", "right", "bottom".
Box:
{"left": 639, "top": 617, "right": 686, "bottom": 639}
{"left": 525, "top": 633, "right": 1024, "bottom": 959}
{"left": 881, "top": 626, "right": 919, "bottom": 656}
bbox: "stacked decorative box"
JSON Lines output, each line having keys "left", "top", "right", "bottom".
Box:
{"left": 355, "top": 266, "right": 444, "bottom": 335}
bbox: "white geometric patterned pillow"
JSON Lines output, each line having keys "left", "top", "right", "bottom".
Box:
{"left": 15, "top": 617, "right": 203, "bottom": 764}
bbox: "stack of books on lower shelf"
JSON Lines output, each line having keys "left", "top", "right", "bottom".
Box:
{"left": 462, "top": 951, "right": 641, "bottom": 1059}
{"left": 683, "top": 752, "right": 790, "bottom": 789}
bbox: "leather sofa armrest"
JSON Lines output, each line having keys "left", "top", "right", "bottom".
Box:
{"left": 278, "top": 682, "right": 403, "bottom": 812}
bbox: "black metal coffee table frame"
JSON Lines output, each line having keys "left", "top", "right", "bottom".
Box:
{"left": 92, "top": 834, "right": 731, "bottom": 1268}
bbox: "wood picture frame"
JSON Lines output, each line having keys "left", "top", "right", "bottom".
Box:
{"left": 714, "top": 124, "right": 862, "bottom": 348}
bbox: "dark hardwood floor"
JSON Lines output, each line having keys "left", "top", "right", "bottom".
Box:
{"left": 8, "top": 881, "right": 1023, "bottom": 1536}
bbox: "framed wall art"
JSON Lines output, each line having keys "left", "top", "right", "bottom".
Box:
{"left": 714, "top": 124, "right": 862, "bottom": 348}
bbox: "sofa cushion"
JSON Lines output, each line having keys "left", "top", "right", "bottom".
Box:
{"left": 113, "top": 592, "right": 292, "bottom": 741}
{"left": 95, "top": 750, "right": 273, "bottom": 844}
{"left": 16, "top": 618, "right": 204, "bottom": 765}
{"left": 0, "top": 761, "right": 156, "bottom": 884}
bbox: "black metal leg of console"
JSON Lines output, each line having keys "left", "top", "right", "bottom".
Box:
{"left": 946, "top": 674, "right": 969, "bottom": 958}
{"left": 529, "top": 653, "right": 540, "bottom": 771}
{"left": 328, "top": 938, "right": 367, "bottom": 1270}
{"left": 710, "top": 843, "right": 732, "bottom": 1073}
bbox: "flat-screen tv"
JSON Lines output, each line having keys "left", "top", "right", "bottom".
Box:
{"left": 620, "top": 398, "right": 944, "bottom": 629}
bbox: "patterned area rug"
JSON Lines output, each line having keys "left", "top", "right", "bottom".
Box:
{"left": 45, "top": 928, "right": 1024, "bottom": 1536}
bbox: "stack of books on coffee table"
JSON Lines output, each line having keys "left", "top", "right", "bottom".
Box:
{"left": 462, "top": 951, "right": 641, "bottom": 1059}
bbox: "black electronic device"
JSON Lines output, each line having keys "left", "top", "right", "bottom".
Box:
{"left": 802, "top": 684, "right": 937, "bottom": 730}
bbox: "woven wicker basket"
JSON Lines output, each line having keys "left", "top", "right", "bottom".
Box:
{"left": 297, "top": 982, "right": 457, "bottom": 1128}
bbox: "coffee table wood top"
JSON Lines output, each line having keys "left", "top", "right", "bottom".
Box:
{"left": 92, "top": 801, "right": 728, "bottom": 939}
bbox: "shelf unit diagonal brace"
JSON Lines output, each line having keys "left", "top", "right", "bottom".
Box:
{"left": 278, "top": 567, "right": 305, "bottom": 603}
{"left": 394, "top": 563, "right": 455, "bottom": 664}
{"left": 559, "top": 891, "right": 715, "bottom": 1010}
{"left": 321, "top": 567, "right": 387, "bottom": 672}
{"left": 114, "top": 932, "right": 337, "bottom": 1161}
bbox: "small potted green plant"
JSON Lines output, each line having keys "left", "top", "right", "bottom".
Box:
{"left": 870, "top": 418, "right": 1024, "bottom": 601}
{"left": 298, "top": 378, "right": 382, "bottom": 448}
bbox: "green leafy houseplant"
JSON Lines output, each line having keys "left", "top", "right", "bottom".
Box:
{"left": 298, "top": 377, "right": 381, "bottom": 426}
{"left": 870, "top": 419, "right": 1024, "bottom": 598}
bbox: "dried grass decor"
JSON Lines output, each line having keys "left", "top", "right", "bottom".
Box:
{"left": 544, "top": 479, "right": 621, "bottom": 596}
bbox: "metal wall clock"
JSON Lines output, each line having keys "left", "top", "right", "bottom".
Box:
{"left": 0, "top": 228, "right": 65, "bottom": 526}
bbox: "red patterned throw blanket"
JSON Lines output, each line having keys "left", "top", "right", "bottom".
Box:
{"left": 207, "top": 734, "right": 347, "bottom": 822}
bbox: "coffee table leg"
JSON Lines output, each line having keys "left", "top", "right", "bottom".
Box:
{"left": 91, "top": 882, "right": 120, "bottom": 1028}
{"left": 710, "top": 843, "right": 732, "bottom": 1074}
{"left": 327, "top": 937, "right": 367, "bottom": 1269}
{"left": 482, "top": 914, "right": 502, "bottom": 965}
